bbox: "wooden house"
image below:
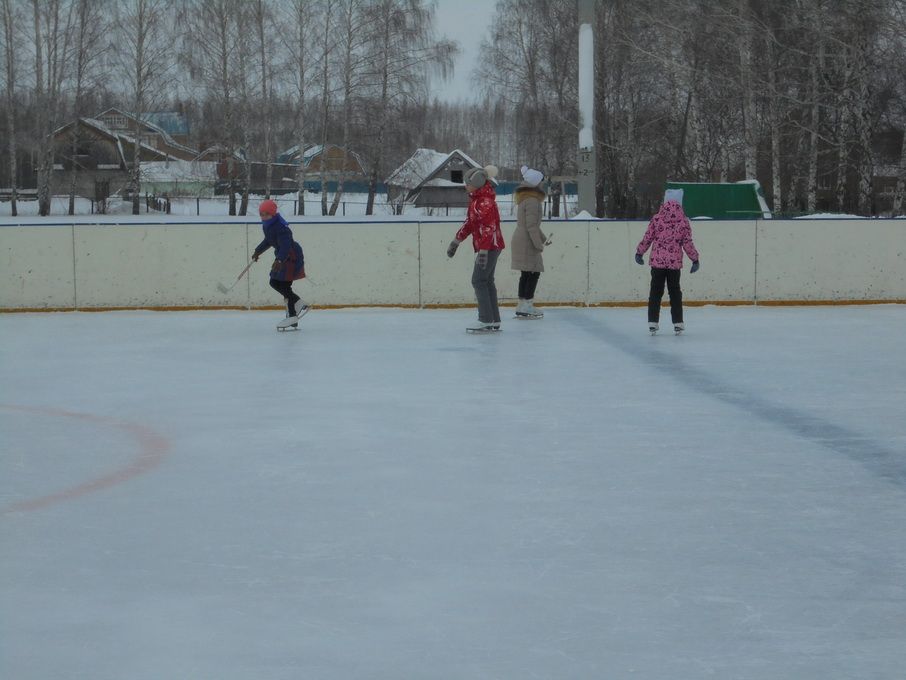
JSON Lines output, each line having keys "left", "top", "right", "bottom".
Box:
{"left": 385, "top": 149, "right": 486, "bottom": 209}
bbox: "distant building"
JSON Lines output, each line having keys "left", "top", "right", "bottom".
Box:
{"left": 276, "top": 143, "right": 367, "bottom": 177}
{"left": 385, "top": 148, "right": 487, "bottom": 210}
{"left": 51, "top": 109, "right": 199, "bottom": 201}
{"left": 92, "top": 108, "right": 197, "bottom": 160}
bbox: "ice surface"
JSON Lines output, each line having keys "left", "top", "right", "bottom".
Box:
{"left": 2, "top": 305, "right": 905, "bottom": 679}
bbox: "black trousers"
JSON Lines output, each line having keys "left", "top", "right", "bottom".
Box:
{"left": 518, "top": 271, "right": 541, "bottom": 300}
{"left": 270, "top": 279, "right": 301, "bottom": 314}
{"left": 647, "top": 268, "right": 683, "bottom": 324}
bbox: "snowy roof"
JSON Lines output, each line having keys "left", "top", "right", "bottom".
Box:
{"left": 140, "top": 160, "right": 218, "bottom": 182}
{"left": 143, "top": 111, "right": 190, "bottom": 137}
{"left": 385, "top": 148, "right": 482, "bottom": 191}
{"left": 276, "top": 143, "right": 365, "bottom": 170}
{"left": 95, "top": 107, "right": 198, "bottom": 156}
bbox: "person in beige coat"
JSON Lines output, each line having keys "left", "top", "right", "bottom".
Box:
{"left": 511, "top": 165, "right": 548, "bottom": 318}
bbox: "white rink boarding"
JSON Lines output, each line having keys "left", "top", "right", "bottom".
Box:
{"left": 1, "top": 217, "right": 905, "bottom": 309}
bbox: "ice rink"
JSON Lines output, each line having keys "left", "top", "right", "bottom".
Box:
{"left": 2, "top": 305, "right": 905, "bottom": 679}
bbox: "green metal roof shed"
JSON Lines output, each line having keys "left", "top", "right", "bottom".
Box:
{"left": 665, "top": 180, "right": 772, "bottom": 219}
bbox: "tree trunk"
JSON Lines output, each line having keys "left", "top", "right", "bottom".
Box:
{"left": 806, "top": 41, "right": 823, "bottom": 214}
{"left": 853, "top": 36, "right": 873, "bottom": 215}
{"left": 255, "top": 0, "right": 272, "bottom": 198}
{"left": 293, "top": 1, "right": 308, "bottom": 216}
{"left": 1, "top": 0, "right": 18, "bottom": 216}
{"left": 766, "top": 32, "right": 782, "bottom": 213}
{"left": 366, "top": 4, "right": 391, "bottom": 216}
{"left": 738, "top": 1, "right": 758, "bottom": 180}
{"left": 893, "top": 130, "right": 906, "bottom": 216}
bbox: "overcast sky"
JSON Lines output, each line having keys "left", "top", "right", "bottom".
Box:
{"left": 429, "top": 0, "right": 489, "bottom": 103}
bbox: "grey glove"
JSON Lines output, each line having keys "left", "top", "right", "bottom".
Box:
{"left": 446, "top": 240, "right": 460, "bottom": 258}
{"left": 690, "top": 260, "right": 700, "bottom": 273}
{"left": 634, "top": 253, "right": 644, "bottom": 265}
{"left": 476, "top": 250, "right": 488, "bottom": 269}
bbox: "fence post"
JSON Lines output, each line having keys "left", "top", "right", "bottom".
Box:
{"left": 343, "top": 202, "right": 346, "bottom": 216}
{"left": 196, "top": 197, "right": 200, "bottom": 215}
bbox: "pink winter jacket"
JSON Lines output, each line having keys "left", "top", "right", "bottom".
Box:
{"left": 636, "top": 201, "right": 699, "bottom": 270}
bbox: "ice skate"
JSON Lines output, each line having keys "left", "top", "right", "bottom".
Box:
{"left": 516, "top": 300, "right": 543, "bottom": 319}
{"left": 648, "top": 322, "right": 659, "bottom": 335}
{"left": 467, "top": 322, "right": 497, "bottom": 334}
{"left": 674, "top": 323, "right": 684, "bottom": 335}
{"left": 293, "top": 300, "right": 311, "bottom": 320}
{"left": 276, "top": 315, "right": 300, "bottom": 331}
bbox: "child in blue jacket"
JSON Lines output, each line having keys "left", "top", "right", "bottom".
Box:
{"left": 252, "top": 199, "right": 308, "bottom": 329}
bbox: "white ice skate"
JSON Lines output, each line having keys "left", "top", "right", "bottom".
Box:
{"left": 648, "top": 322, "right": 659, "bottom": 335}
{"left": 515, "top": 300, "right": 543, "bottom": 319}
{"left": 674, "top": 323, "right": 684, "bottom": 335}
{"left": 467, "top": 323, "right": 499, "bottom": 334}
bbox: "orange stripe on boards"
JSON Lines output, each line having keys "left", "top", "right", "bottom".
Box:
{"left": 1, "top": 300, "right": 905, "bottom": 314}
{"left": 0, "top": 405, "right": 172, "bottom": 515}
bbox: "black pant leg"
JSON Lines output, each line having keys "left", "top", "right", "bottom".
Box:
{"left": 666, "top": 269, "right": 683, "bottom": 323}
{"left": 269, "top": 279, "right": 297, "bottom": 312}
{"left": 648, "top": 268, "right": 668, "bottom": 322}
{"left": 523, "top": 271, "right": 541, "bottom": 300}
{"left": 518, "top": 272, "right": 529, "bottom": 299}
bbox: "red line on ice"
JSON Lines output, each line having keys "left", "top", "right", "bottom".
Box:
{"left": 0, "top": 404, "right": 172, "bottom": 515}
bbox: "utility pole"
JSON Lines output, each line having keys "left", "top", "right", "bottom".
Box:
{"left": 577, "top": 0, "right": 596, "bottom": 216}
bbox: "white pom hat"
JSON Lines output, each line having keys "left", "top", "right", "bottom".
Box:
{"left": 520, "top": 165, "right": 544, "bottom": 187}
{"left": 664, "top": 188, "right": 684, "bottom": 205}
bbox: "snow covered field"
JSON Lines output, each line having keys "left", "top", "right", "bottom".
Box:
{"left": 0, "top": 192, "right": 579, "bottom": 219}
{"left": 1, "top": 305, "right": 905, "bottom": 679}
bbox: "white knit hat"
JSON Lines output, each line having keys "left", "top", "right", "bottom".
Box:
{"left": 520, "top": 165, "right": 544, "bottom": 187}
{"left": 664, "top": 188, "right": 684, "bottom": 205}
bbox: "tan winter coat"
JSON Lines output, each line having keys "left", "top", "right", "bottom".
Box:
{"left": 510, "top": 185, "right": 547, "bottom": 272}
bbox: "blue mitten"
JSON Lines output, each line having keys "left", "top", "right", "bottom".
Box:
{"left": 690, "top": 260, "right": 700, "bottom": 273}
{"left": 634, "top": 253, "right": 644, "bottom": 265}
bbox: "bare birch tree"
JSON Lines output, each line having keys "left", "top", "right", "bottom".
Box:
{"left": 32, "top": 0, "right": 77, "bottom": 216}
{"left": 282, "top": 0, "right": 316, "bottom": 215}
{"left": 252, "top": 0, "right": 273, "bottom": 198}
{"left": 361, "top": 0, "right": 456, "bottom": 215}
{"left": 113, "top": 0, "right": 172, "bottom": 215}
{"left": 67, "top": 0, "right": 107, "bottom": 215}
{"left": 186, "top": 0, "right": 241, "bottom": 214}
{"left": 1, "top": 0, "right": 20, "bottom": 215}
{"left": 329, "top": 0, "right": 369, "bottom": 216}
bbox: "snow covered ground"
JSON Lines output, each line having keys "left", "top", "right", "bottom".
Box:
{"left": 0, "top": 192, "right": 579, "bottom": 219}
{"left": 1, "top": 305, "right": 905, "bottom": 679}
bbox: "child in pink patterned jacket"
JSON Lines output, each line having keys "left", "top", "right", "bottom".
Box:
{"left": 635, "top": 189, "right": 700, "bottom": 334}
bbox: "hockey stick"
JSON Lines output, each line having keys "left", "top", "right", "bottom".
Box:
{"left": 544, "top": 231, "right": 553, "bottom": 246}
{"left": 216, "top": 261, "right": 254, "bottom": 293}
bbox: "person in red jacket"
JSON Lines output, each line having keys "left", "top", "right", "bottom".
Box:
{"left": 446, "top": 164, "right": 505, "bottom": 333}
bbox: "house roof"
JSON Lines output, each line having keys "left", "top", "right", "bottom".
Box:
{"left": 385, "top": 148, "right": 483, "bottom": 191}
{"left": 143, "top": 111, "right": 190, "bottom": 137}
{"left": 95, "top": 107, "right": 198, "bottom": 157}
{"left": 276, "top": 143, "right": 366, "bottom": 172}
{"left": 140, "top": 160, "right": 218, "bottom": 182}
{"left": 53, "top": 117, "right": 180, "bottom": 164}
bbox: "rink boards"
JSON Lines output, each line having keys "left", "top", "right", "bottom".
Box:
{"left": 1, "top": 217, "right": 904, "bottom": 309}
